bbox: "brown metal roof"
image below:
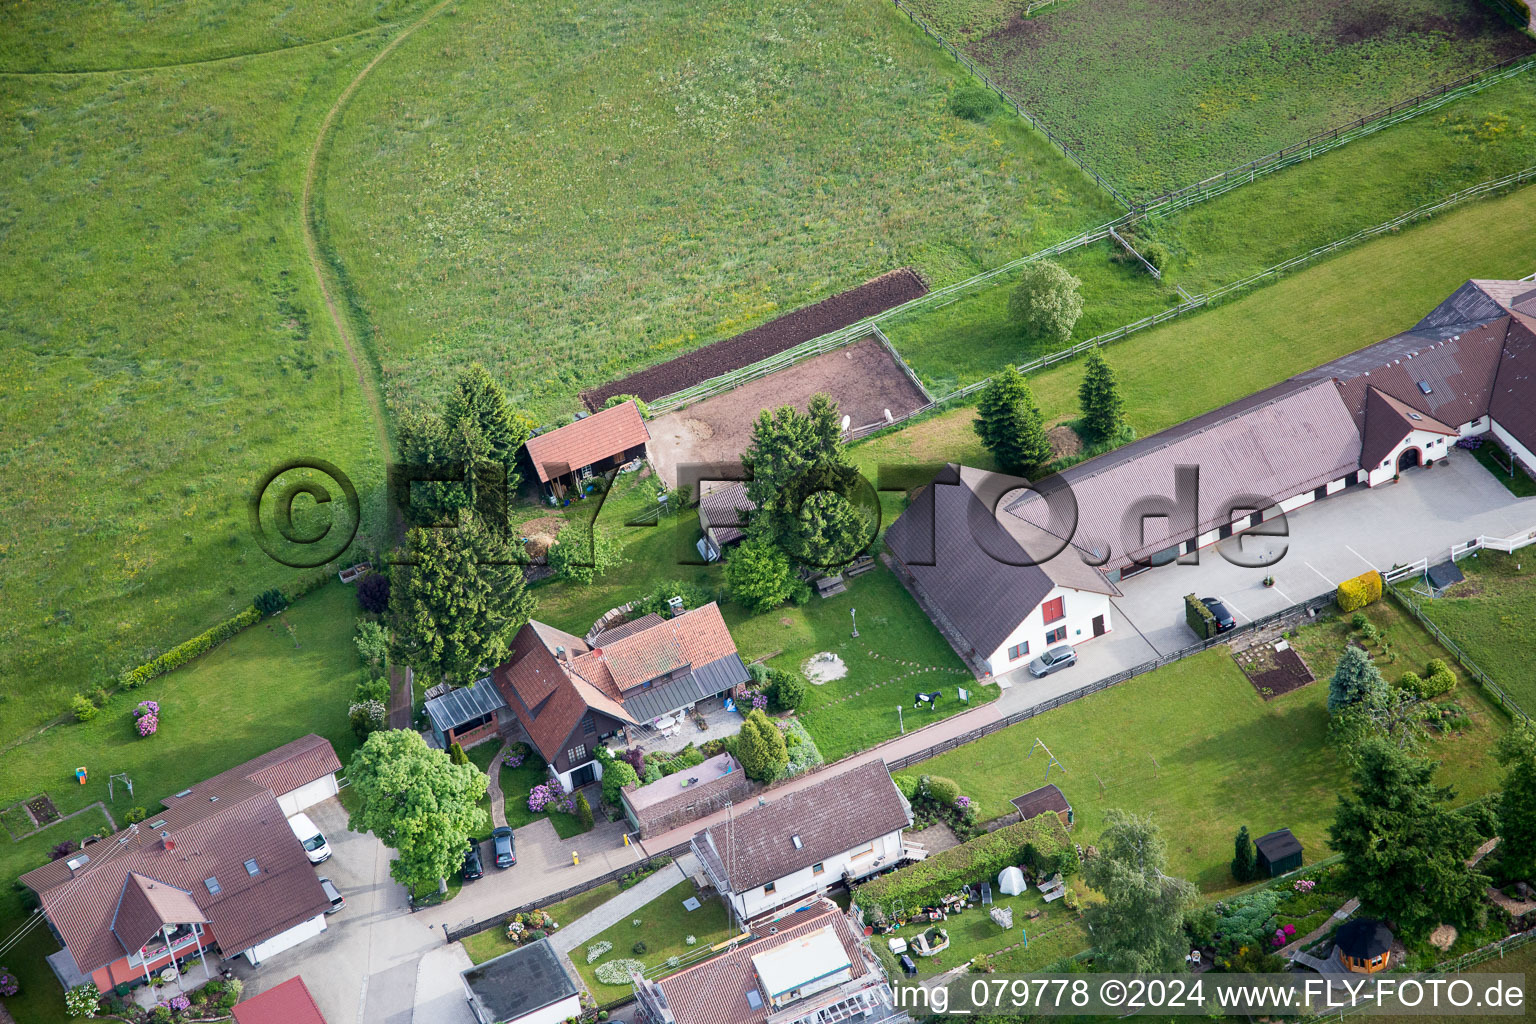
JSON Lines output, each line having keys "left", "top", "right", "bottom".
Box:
{"left": 579, "top": 603, "right": 740, "bottom": 693}
{"left": 163, "top": 734, "right": 340, "bottom": 808}
{"left": 1359, "top": 387, "right": 1457, "bottom": 470}
{"left": 592, "top": 613, "right": 666, "bottom": 647}
{"left": 524, "top": 401, "right": 649, "bottom": 483}
{"left": 1491, "top": 317, "right": 1536, "bottom": 455}
{"left": 21, "top": 784, "right": 330, "bottom": 974}
{"left": 1331, "top": 319, "right": 1509, "bottom": 434}
{"left": 693, "top": 761, "right": 909, "bottom": 892}
{"left": 699, "top": 481, "right": 753, "bottom": 547}
{"left": 493, "top": 624, "right": 595, "bottom": 762}
{"left": 652, "top": 903, "right": 869, "bottom": 1024}
{"left": 1007, "top": 379, "right": 1362, "bottom": 570}
{"left": 1010, "top": 784, "right": 1070, "bottom": 821}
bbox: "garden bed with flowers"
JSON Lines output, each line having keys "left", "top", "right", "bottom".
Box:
{"left": 500, "top": 745, "right": 594, "bottom": 838}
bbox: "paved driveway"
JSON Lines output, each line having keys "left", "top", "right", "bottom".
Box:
{"left": 1110, "top": 449, "right": 1533, "bottom": 654}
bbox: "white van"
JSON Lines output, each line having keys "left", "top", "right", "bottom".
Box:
{"left": 287, "top": 812, "right": 331, "bottom": 864}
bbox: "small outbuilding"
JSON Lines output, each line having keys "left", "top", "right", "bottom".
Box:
{"left": 1011, "top": 784, "right": 1073, "bottom": 828}
{"left": 461, "top": 938, "right": 581, "bottom": 1024}
{"left": 524, "top": 400, "right": 649, "bottom": 500}
{"left": 424, "top": 680, "right": 508, "bottom": 751}
{"left": 1335, "top": 917, "right": 1394, "bottom": 974}
{"left": 1255, "top": 828, "right": 1304, "bottom": 877}
{"left": 997, "top": 866, "right": 1025, "bottom": 896}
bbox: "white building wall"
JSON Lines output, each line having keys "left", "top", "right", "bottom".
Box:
{"left": 552, "top": 759, "right": 604, "bottom": 794}
{"left": 510, "top": 993, "right": 583, "bottom": 1024}
{"left": 1492, "top": 421, "right": 1536, "bottom": 475}
{"left": 984, "top": 585, "right": 1113, "bottom": 676}
{"left": 242, "top": 914, "right": 327, "bottom": 965}
{"left": 276, "top": 774, "right": 338, "bottom": 817}
{"left": 1366, "top": 428, "right": 1457, "bottom": 486}
{"left": 1461, "top": 415, "right": 1490, "bottom": 437}
{"left": 729, "top": 830, "right": 905, "bottom": 921}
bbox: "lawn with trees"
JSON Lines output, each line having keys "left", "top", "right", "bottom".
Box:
{"left": 909, "top": 606, "right": 1508, "bottom": 893}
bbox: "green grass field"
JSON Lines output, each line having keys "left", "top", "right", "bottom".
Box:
{"left": 903, "top": 0, "right": 1535, "bottom": 197}
{"left": 858, "top": 179, "right": 1536, "bottom": 472}
{"left": 0, "top": 34, "right": 388, "bottom": 741}
{"left": 461, "top": 880, "right": 623, "bottom": 964}
{"left": 0, "top": 582, "right": 364, "bottom": 1021}
{"left": 886, "top": 72, "right": 1536, "bottom": 390}
{"left": 0, "top": 0, "right": 429, "bottom": 72}
{"left": 316, "top": 0, "right": 1121, "bottom": 423}
{"left": 1402, "top": 552, "right": 1536, "bottom": 716}
{"left": 909, "top": 604, "right": 1509, "bottom": 894}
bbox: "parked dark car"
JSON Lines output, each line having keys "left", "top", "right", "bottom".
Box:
{"left": 1200, "top": 597, "right": 1237, "bottom": 633}
{"left": 491, "top": 826, "right": 516, "bottom": 868}
{"left": 461, "top": 843, "right": 484, "bottom": 881}
{"left": 1027, "top": 645, "right": 1078, "bottom": 677}
{"left": 318, "top": 876, "right": 345, "bottom": 914}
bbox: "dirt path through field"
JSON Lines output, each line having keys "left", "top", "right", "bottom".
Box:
{"left": 0, "top": 23, "right": 392, "bottom": 76}
{"left": 302, "top": 0, "right": 458, "bottom": 476}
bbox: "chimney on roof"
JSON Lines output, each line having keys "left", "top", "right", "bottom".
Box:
{"left": 667, "top": 596, "right": 685, "bottom": 618}
{"left": 556, "top": 645, "right": 567, "bottom": 664}
{"left": 160, "top": 831, "right": 174, "bottom": 852}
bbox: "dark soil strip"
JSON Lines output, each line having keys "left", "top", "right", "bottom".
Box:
{"left": 1239, "top": 647, "right": 1315, "bottom": 699}
{"left": 581, "top": 267, "right": 928, "bottom": 409}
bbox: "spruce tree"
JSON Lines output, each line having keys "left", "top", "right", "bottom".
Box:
{"left": 741, "top": 393, "right": 859, "bottom": 555}
{"left": 1328, "top": 645, "right": 1388, "bottom": 714}
{"left": 736, "top": 709, "right": 789, "bottom": 781}
{"left": 1231, "top": 825, "right": 1256, "bottom": 882}
{"left": 974, "top": 365, "right": 1052, "bottom": 476}
{"left": 1078, "top": 347, "right": 1127, "bottom": 443}
{"left": 390, "top": 513, "right": 535, "bottom": 687}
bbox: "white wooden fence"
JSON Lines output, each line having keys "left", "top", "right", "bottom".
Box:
{"left": 1451, "top": 526, "right": 1536, "bottom": 561}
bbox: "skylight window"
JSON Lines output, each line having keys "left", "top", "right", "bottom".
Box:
{"left": 1408, "top": 413, "right": 1422, "bottom": 421}
{"left": 244, "top": 859, "right": 259, "bottom": 876}
{"left": 204, "top": 877, "right": 221, "bottom": 895}
{"left": 1418, "top": 381, "right": 1433, "bottom": 395}
{"left": 791, "top": 834, "right": 803, "bottom": 849}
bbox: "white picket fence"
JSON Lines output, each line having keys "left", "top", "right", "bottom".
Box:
{"left": 1451, "top": 527, "right": 1536, "bottom": 561}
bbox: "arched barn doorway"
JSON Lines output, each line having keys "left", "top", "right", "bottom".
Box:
{"left": 1397, "top": 447, "right": 1422, "bottom": 473}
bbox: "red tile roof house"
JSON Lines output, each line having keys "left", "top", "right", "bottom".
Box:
{"left": 21, "top": 736, "right": 341, "bottom": 996}
{"left": 886, "top": 279, "right": 1536, "bottom": 679}
{"left": 231, "top": 976, "right": 328, "bottom": 1024}
{"left": 523, "top": 399, "right": 650, "bottom": 500}
{"left": 494, "top": 602, "right": 751, "bottom": 792}
{"left": 691, "top": 762, "right": 913, "bottom": 926}
{"left": 632, "top": 898, "right": 909, "bottom": 1024}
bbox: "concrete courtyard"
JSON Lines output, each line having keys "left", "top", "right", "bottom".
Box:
{"left": 1105, "top": 447, "right": 1533, "bottom": 655}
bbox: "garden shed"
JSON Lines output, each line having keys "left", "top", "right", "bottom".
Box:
{"left": 1335, "top": 917, "right": 1394, "bottom": 974}
{"left": 1011, "top": 784, "right": 1073, "bottom": 828}
{"left": 1254, "top": 828, "right": 1303, "bottom": 877}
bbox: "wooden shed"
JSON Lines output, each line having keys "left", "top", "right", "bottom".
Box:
{"left": 1010, "top": 784, "right": 1073, "bottom": 828}
{"left": 1255, "top": 827, "right": 1303, "bottom": 877}
{"left": 1335, "top": 917, "right": 1393, "bottom": 974}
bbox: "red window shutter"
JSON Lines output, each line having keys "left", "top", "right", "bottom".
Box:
{"left": 1042, "top": 596, "right": 1066, "bottom": 623}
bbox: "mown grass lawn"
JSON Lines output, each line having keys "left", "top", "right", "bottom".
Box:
{"left": 499, "top": 758, "right": 592, "bottom": 840}
{"left": 887, "top": 73, "right": 1536, "bottom": 390}
{"left": 856, "top": 180, "right": 1536, "bottom": 473}
{"left": 909, "top": 611, "right": 1508, "bottom": 895}
{"left": 570, "top": 881, "right": 738, "bottom": 1003}
{"left": 1401, "top": 551, "right": 1536, "bottom": 717}
{"left": 461, "top": 880, "right": 624, "bottom": 965}
{"left": 0, "top": 582, "right": 364, "bottom": 1021}
{"left": 0, "top": 32, "right": 389, "bottom": 743}
{"left": 318, "top": 0, "right": 1119, "bottom": 423}
{"left": 1469, "top": 441, "right": 1536, "bottom": 497}
{"left": 905, "top": 0, "right": 1534, "bottom": 197}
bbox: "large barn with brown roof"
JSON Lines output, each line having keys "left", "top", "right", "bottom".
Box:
{"left": 494, "top": 602, "right": 751, "bottom": 791}
{"left": 523, "top": 399, "right": 649, "bottom": 499}
{"left": 887, "top": 279, "right": 1536, "bottom": 678}
{"left": 22, "top": 737, "right": 342, "bottom": 995}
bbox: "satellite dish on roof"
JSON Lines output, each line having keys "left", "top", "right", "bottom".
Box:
{"left": 841, "top": 415, "right": 851, "bottom": 431}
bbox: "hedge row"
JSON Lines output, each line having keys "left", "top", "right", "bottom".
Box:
{"left": 1185, "top": 593, "right": 1217, "bottom": 640}
{"left": 118, "top": 606, "right": 264, "bottom": 690}
{"left": 854, "top": 813, "right": 1073, "bottom": 918}
{"left": 1336, "top": 571, "right": 1382, "bottom": 613}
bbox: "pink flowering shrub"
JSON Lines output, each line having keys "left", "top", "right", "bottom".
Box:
{"left": 748, "top": 689, "right": 768, "bottom": 711}
{"left": 506, "top": 753, "right": 525, "bottom": 769}
{"left": 164, "top": 995, "right": 190, "bottom": 1011}
{"left": 0, "top": 968, "right": 18, "bottom": 997}
{"left": 1284, "top": 924, "right": 1296, "bottom": 936}
{"left": 528, "top": 783, "right": 555, "bottom": 812}
{"left": 133, "top": 701, "right": 159, "bottom": 737}
{"left": 955, "top": 796, "right": 972, "bottom": 810}
{"left": 1293, "top": 878, "right": 1316, "bottom": 893}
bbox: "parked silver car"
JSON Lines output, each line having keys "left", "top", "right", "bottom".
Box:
{"left": 1028, "top": 645, "right": 1078, "bottom": 677}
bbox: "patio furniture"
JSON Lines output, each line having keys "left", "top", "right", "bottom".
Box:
{"left": 815, "top": 574, "right": 847, "bottom": 597}
{"left": 990, "top": 906, "right": 1013, "bottom": 930}
{"left": 846, "top": 555, "right": 876, "bottom": 577}
{"left": 981, "top": 883, "right": 993, "bottom": 905}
